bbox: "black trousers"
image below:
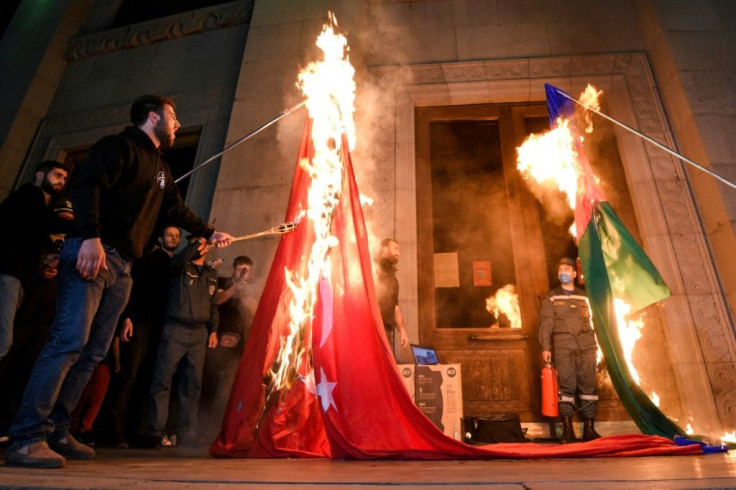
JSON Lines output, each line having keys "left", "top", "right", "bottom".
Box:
{"left": 110, "top": 320, "right": 161, "bottom": 440}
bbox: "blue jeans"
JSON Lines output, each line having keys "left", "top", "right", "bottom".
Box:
{"left": 0, "top": 273, "right": 23, "bottom": 361}
{"left": 9, "top": 238, "right": 132, "bottom": 448}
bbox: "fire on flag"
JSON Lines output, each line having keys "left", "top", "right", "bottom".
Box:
{"left": 517, "top": 83, "right": 682, "bottom": 439}
{"left": 209, "top": 16, "right": 702, "bottom": 458}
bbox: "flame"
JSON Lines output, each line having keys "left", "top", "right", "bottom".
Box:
{"left": 613, "top": 299, "right": 644, "bottom": 384}
{"left": 360, "top": 194, "right": 374, "bottom": 207}
{"left": 297, "top": 13, "right": 356, "bottom": 152}
{"left": 485, "top": 284, "right": 522, "bottom": 329}
{"left": 650, "top": 391, "right": 660, "bottom": 407}
{"left": 686, "top": 423, "right": 694, "bottom": 435}
{"left": 517, "top": 118, "right": 579, "bottom": 210}
{"left": 264, "top": 13, "right": 355, "bottom": 405}
{"left": 722, "top": 431, "right": 736, "bottom": 444}
{"left": 579, "top": 84, "right": 602, "bottom": 134}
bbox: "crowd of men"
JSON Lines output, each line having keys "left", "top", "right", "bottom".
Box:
{"left": 0, "top": 95, "right": 257, "bottom": 469}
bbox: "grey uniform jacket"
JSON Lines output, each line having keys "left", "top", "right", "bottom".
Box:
{"left": 164, "top": 241, "right": 219, "bottom": 333}
{"left": 538, "top": 286, "right": 595, "bottom": 352}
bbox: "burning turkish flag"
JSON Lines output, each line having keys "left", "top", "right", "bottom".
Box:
{"left": 209, "top": 115, "right": 700, "bottom": 459}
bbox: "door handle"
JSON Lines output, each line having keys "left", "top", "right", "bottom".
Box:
{"left": 469, "top": 333, "right": 528, "bottom": 341}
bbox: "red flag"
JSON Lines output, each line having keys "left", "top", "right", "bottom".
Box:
{"left": 210, "top": 116, "right": 699, "bottom": 459}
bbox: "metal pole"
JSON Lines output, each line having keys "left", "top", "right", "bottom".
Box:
{"left": 555, "top": 89, "right": 736, "bottom": 192}
{"left": 175, "top": 100, "right": 307, "bottom": 184}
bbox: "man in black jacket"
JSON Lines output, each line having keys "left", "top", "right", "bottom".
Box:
{"left": 0, "top": 161, "right": 68, "bottom": 362}
{"left": 109, "top": 225, "right": 181, "bottom": 448}
{"left": 147, "top": 236, "right": 219, "bottom": 447}
{"left": 6, "top": 95, "right": 233, "bottom": 469}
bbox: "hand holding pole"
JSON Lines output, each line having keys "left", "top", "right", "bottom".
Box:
{"left": 232, "top": 221, "right": 298, "bottom": 243}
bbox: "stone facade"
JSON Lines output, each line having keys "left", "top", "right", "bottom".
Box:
{"left": 1, "top": 0, "right": 736, "bottom": 433}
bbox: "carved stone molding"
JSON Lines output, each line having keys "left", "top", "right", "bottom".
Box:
{"left": 65, "top": 1, "right": 254, "bottom": 61}
{"left": 42, "top": 86, "right": 233, "bottom": 135}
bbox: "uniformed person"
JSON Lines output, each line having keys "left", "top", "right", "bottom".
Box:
{"left": 538, "top": 257, "right": 601, "bottom": 443}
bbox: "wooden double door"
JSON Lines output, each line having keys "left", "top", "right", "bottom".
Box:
{"left": 415, "top": 104, "right": 628, "bottom": 422}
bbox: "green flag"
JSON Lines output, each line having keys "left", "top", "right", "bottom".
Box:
{"left": 578, "top": 201, "right": 683, "bottom": 437}
{"left": 545, "top": 84, "right": 684, "bottom": 438}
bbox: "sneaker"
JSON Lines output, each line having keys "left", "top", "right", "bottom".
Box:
{"left": 5, "top": 441, "right": 65, "bottom": 469}
{"left": 161, "top": 434, "right": 175, "bottom": 447}
{"left": 48, "top": 433, "right": 95, "bottom": 460}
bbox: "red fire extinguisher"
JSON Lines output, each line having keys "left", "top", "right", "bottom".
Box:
{"left": 541, "top": 361, "right": 559, "bottom": 417}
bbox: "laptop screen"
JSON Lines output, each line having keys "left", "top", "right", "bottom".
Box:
{"left": 411, "top": 344, "right": 439, "bottom": 365}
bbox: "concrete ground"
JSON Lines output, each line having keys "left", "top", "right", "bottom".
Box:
{"left": 2, "top": 445, "right": 736, "bottom": 489}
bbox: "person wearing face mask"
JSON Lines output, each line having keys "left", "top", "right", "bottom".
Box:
{"left": 538, "top": 257, "right": 600, "bottom": 443}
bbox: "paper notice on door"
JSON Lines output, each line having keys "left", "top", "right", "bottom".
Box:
{"left": 433, "top": 252, "right": 459, "bottom": 288}
{"left": 473, "top": 261, "right": 492, "bottom": 286}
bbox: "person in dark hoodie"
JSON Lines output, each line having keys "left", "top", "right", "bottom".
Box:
{"left": 146, "top": 236, "right": 219, "bottom": 448}
{"left": 0, "top": 160, "right": 68, "bottom": 362}
{"left": 5, "top": 95, "right": 233, "bottom": 469}
{"left": 108, "top": 225, "right": 181, "bottom": 448}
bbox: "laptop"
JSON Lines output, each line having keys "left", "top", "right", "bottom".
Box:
{"left": 410, "top": 344, "right": 439, "bottom": 365}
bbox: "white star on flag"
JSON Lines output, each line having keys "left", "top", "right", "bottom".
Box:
{"left": 316, "top": 367, "right": 338, "bottom": 412}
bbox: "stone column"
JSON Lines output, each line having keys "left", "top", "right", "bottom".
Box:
{"left": 0, "top": 0, "right": 91, "bottom": 198}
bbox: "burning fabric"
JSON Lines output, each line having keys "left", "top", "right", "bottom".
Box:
{"left": 517, "top": 84, "right": 683, "bottom": 439}
{"left": 210, "top": 17, "right": 701, "bottom": 458}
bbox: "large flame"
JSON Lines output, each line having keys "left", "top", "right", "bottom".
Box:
{"left": 485, "top": 284, "right": 522, "bottom": 329}
{"left": 264, "top": 13, "right": 355, "bottom": 404}
{"left": 516, "top": 118, "right": 579, "bottom": 211}
{"left": 613, "top": 299, "right": 644, "bottom": 384}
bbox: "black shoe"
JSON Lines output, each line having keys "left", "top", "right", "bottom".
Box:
{"left": 583, "top": 417, "right": 602, "bottom": 441}
{"left": 139, "top": 434, "right": 163, "bottom": 449}
{"left": 559, "top": 415, "right": 578, "bottom": 444}
{"left": 73, "top": 431, "right": 95, "bottom": 447}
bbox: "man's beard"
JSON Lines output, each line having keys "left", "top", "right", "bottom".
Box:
{"left": 41, "top": 176, "right": 62, "bottom": 197}
{"left": 154, "top": 119, "right": 175, "bottom": 149}
{"left": 162, "top": 242, "right": 178, "bottom": 253}
{"left": 381, "top": 256, "right": 398, "bottom": 267}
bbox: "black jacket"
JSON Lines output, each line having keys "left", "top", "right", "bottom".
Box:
{"left": 376, "top": 258, "right": 399, "bottom": 326}
{"left": 164, "top": 241, "right": 219, "bottom": 333}
{"left": 69, "top": 126, "right": 212, "bottom": 260}
{"left": 124, "top": 247, "right": 174, "bottom": 325}
{"left": 0, "top": 184, "right": 55, "bottom": 286}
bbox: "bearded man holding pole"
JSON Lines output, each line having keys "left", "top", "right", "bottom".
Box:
{"left": 5, "top": 95, "right": 233, "bottom": 469}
